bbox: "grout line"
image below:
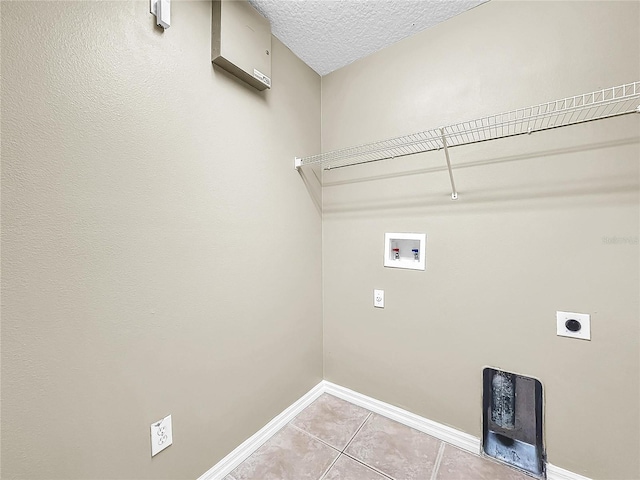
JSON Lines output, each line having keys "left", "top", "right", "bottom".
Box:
{"left": 289, "top": 424, "right": 341, "bottom": 453}
{"left": 341, "top": 452, "right": 396, "bottom": 480}
{"left": 430, "top": 442, "right": 446, "bottom": 480}
{"left": 342, "top": 412, "right": 373, "bottom": 452}
{"left": 318, "top": 452, "right": 342, "bottom": 480}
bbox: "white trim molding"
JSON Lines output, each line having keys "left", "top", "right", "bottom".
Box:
{"left": 197, "top": 382, "right": 325, "bottom": 480}
{"left": 322, "top": 381, "right": 480, "bottom": 455}
{"left": 197, "top": 380, "right": 592, "bottom": 480}
{"left": 547, "top": 463, "right": 593, "bottom": 480}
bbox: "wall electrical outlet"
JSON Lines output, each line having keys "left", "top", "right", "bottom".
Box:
{"left": 374, "top": 289, "right": 385, "bottom": 308}
{"left": 150, "top": 415, "right": 173, "bottom": 456}
{"left": 556, "top": 311, "right": 591, "bottom": 340}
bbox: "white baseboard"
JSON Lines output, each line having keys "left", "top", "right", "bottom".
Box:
{"left": 197, "top": 381, "right": 325, "bottom": 480}
{"left": 547, "top": 463, "right": 593, "bottom": 480}
{"left": 322, "top": 381, "right": 481, "bottom": 455}
{"left": 197, "top": 380, "right": 591, "bottom": 480}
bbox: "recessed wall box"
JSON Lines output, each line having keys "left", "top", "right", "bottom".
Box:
{"left": 384, "top": 233, "right": 426, "bottom": 271}
{"left": 211, "top": 0, "right": 272, "bottom": 90}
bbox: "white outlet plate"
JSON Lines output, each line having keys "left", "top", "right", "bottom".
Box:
{"left": 556, "top": 311, "right": 590, "bottom": 340}
{"left": 150, "top": 414, "right": 173, "bottom": 456}
{"left": 374, "top": 289, "right": 385, "bottom": 308}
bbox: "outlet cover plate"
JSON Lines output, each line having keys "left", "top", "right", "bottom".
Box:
{"left": 150, "top": 414, "right": 173, "bottom": 456}
{"left": 374, "top": 289, "right": 385, "bottom": 308}
{"left": 556, "top": 311, "right": 590, "bottom": 340}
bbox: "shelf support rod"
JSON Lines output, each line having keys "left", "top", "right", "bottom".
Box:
{"left": 439, "top": 127, "right": 458, "bottom": 200}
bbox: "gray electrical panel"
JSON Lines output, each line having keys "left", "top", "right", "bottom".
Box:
{"left": 211, "top": 0, "right": 272, "bottom": 91}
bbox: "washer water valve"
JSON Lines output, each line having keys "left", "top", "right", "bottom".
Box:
{"left": 384, "top": 233, "right": 426, "bottom": 271}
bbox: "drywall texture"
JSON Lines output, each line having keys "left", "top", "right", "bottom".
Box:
{"left": 321, "top": 1, "right": 639, "bottom": 479}
{"left": 1, "top": 1, "right": 322, "bottom": 479}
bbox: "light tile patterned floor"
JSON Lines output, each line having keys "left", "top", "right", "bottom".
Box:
{"left": 225, "top": 393, "right": 532, "bottom": 480}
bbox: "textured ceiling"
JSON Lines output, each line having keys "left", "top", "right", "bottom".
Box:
{"left": 248, "top": 0, "right": 487, "bottom": 76}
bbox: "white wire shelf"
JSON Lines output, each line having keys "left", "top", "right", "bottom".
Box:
{"left": 295, "top": 81, "right": 640, "bottom": 173}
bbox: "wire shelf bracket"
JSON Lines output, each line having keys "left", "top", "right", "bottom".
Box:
{"left": 439, "top": 127, "right": 458, "bottom": 200}
{"left": 294, "top": 81, "right": 640, "bottom": 200}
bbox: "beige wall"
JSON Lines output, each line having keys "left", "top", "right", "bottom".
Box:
{"left": 1, "top": 1, "right": 322, "bottom": 479}
{"left": 3, "top": 0, "right": 640, "bottom": 479}
{"left": 321, "top": 1, "right": 639, "bottom": 479}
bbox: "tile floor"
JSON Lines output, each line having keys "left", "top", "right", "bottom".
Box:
{"left": 224, "top": 393, "right": 532, "bottom": 480}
